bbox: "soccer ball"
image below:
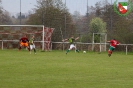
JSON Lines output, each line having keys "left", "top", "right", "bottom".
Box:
{"left": 83, "top": 51, "right": 86, "bottom": 53}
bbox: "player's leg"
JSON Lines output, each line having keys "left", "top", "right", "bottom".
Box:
{"left": 25, "top": 43, "right": 30, "bottom": 51}
{"left": 33, "top": 44, "right": 36, "bottom": 54}
{"left": 66, "top": 44, "right": 73, "bottom": 54}
{"left": 75, "top": 45, "right": 79, "bottom": 53}
{"left": 108, "top": 46, "right": 114, "bottom": 57}
{"left": 108, "top": 50, "right": 111, "bottom": 57}
{"left": 66, "top": 48, "right": 70, "bottom": 54}
{"left": 27, "top": 46, "right": 30, "bottom": 51}
{"left": 19, "top": 45, "right": 22, "bottom": 50}
{"left": 76, "top": 49, "right": 79, "bottom": 53}
{"left": 30, "top": 45, "right": 33, "bottom": 54}
{"left": 19, "top": 42, "right": 23, "bottom": 50}
{"left": 30, "top": 45, "right": 33, "bottom": 50}
{"left": 108, "top": 46, "right": 111, "bottom": 57}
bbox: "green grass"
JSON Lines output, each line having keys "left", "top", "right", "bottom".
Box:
{"left": 0, "top": 50, "right": 133, "bottom": 88}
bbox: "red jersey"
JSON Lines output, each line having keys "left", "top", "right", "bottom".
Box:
{"left": 110, "top": 39, "right": 120, "bottom": 48}
{"left": 20, "top": 37, "right": 29, "bottom": 43}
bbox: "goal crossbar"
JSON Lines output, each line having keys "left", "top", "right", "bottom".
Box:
{"left": 0, "top": 25, "right": 44, "bottom": 27}
{"left": 0, "top": 25, "right": 45, "bottom": 50}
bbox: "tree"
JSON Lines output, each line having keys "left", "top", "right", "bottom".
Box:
{"left": 89, "top": 17, "right": 106, "bottom": 43}
{"left": 90, "top": 17, "right": 106, "bottom": 33}
{"left": 26, "top": 0, "right": 76, "bottom": 41}
{"left": 0, "top": 0, "right": 12, "bottom": 25}
{"left": 93, "top": 0, "right": 133, "bottom": 44}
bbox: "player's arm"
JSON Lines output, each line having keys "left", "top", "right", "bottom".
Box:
{"left": 27, "top": 38, "right": 29, "bottom": 43}
{"left": 62, "top": 39, "right": 68, "bottom": 42}
{"left": 19, "top": 38, "right": 22, "bottom": 43}
{"left": 26, "top": 38, "right": 30, "bottom": 46}
{"left": 117, "top": 41, "right": 120, "bottom": 45}
{"left": 75, "top": 37, "right": 79, "bottom": 40}
{"left": 106, "top": 41, "right": 111, "bottom": 43}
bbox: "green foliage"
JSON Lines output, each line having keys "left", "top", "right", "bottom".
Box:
{"left": 94, "top": 34, "right": 100, "bottom": 43}
{"left": 94, "top": 1, "right": 133, "bottom": 43}
{"left": 26, "top": 0, "right": 76, "bottom": 42}
{"left": 110, "top": 16, "right": 133, "bottom": 44}
{"left": 1, "top": 50, "right": 133, "bottom": 88}
{"left": 80, "top": 34, "right": 92, "bottom": 43}
{"left": 89, "top": 17, "right": 106, "bottom": 33}
{"left": 89, "top": 17, "right": 106, "bottom": 43}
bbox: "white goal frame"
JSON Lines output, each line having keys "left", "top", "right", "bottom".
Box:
{"left": 0, "top": 25, "right": 45, "bottom": 50}
{"left": 92, "top": 33, "right": 107, "bottom": 52}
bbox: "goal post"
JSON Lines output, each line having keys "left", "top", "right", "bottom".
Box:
{"left": 92, "top": 33, "right": 107, "bottom": 52}
{"left": 0, "top": 25, "right": 46, "bottom": 50}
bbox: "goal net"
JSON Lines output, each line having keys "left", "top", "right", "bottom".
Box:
{"left": 0, "top": 25, "right": 54, "bottom": 51}
{"left": 92, "top": 33, "right": 107, "bottom": 52}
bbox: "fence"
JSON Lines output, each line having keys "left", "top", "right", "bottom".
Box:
{"left": 51, "top": 42, "right": 133, "bottom": 55}
{"left": 1, "top": 40, "right": 133, "bottom": 55}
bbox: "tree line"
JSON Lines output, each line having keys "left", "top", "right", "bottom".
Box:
{"left": 0, "top": 0, "right": 133, "bottom": 44}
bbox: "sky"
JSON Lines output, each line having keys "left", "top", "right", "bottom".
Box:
{"left": 1, "top": 0, "right": 127, "bottom": 16}
{"left": 1, "top": 0, "right": 37, "bottom": 15}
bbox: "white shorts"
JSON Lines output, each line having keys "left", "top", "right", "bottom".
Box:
{"left": 30, "top": 44, "right": 35, "bottom": 50}
{"left": 69, "top": 44, "right": 76, "bottom": 50}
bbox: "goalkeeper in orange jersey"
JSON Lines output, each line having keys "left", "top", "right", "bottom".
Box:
{"left": 19, "top": 34, "right": 30, "bottom": 51}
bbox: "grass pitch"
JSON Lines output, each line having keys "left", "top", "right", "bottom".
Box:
{"left": 0, "top": 50, "right": 133, "bottom": 88}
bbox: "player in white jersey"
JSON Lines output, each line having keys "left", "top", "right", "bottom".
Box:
{"left": 29, "top": 35, "right": 36, "bottom": 54}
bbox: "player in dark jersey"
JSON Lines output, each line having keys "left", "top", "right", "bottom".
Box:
{"left": 19, "top": 35, "right": 30, "bottom": 51}
{"left": 107, "top": 39, "right": 120, "bottom": 57}
{"left": 62, "top": 35, "right": 79, "bottom": 54}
